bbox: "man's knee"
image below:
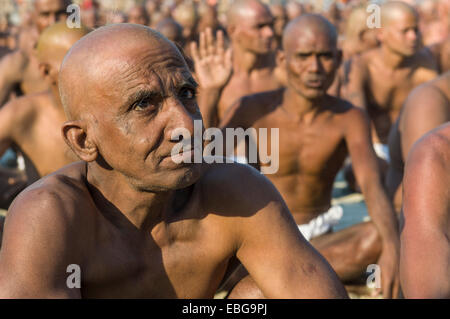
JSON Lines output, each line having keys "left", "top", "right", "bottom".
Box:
{"left": 354, "top": 221, "right": 381, "bottom": 266}
{"left": 227, "top": 275, "right": 266, "bottom": 299}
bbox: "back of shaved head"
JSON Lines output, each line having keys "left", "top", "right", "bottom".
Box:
{"left": 283, "top": 14, "right": 338, "bottom": 50}
{"left": 381, "top": 1, "right": 419, "bottom": 26}
{"left": 59, "top": 24, "right": 185, "bottom": 121}
{"left": 227, "top": 0, "right": 271, "bottom": 27}
{"left": 37, "top": 21, "right": 92, "bottom": 60}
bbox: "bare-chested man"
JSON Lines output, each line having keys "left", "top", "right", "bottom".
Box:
{"left": 205, "top": 14, "right": 400, "bottom": 298}
{"left": 401, "top": 122, "right": 450, "bottom": 298}
{"left": 0, "top": 24, "right": 347, "bottom": 299}
{"left": 345, "top": 1, "right": 438, "bottom": 157}
{"left": 193, "top": 0, "right": 281, "bottom": 128}
{"left": 386, "top": 71, "right": 450, "bottom": 212}
{"left": 0, "top": 0, "right": 70, "bottom": 106}
{"left": 0, "top": 22, "right": 88, "bottom": 182}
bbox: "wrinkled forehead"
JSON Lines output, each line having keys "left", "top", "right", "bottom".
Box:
{"left": 100, "top": 41, "right": 192, "bottom": 96}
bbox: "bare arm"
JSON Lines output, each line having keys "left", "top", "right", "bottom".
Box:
{"left": 400, "top": 84, "right": 450, "bottom": 160}
{"left": 190, "top": 28, "right": 232, "bottom": 128}
{"left": 0, "top": 98, "right": 22, "bottom": 156}
{"left": 345, "top": 107, "right": 400, "bottom": 298}
{"left": 0, "top": 188, "right": 82, "bottom": 298}
{"left": 223, "top": 165, "right": 348, "bottom": 298}
{"left": 342, "top": 56, "right": 368, "bottom": 111}
{"left": 401, "top": 129, "right": 450, "bottom": 298}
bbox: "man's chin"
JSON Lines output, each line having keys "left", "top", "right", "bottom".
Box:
{"left": 172, "top": 162, "right": 204, "bottom": 190}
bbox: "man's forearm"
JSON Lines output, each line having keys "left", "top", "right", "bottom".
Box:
{"left": 198, "top": 87, "right": 223, "bottom": 128}
{"left": 362, "top": 181, "right": 400, "bottom": 243}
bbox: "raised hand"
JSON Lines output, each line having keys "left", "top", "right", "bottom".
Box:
{"left": 190, "top": 28, "right": 233, "bottom": 90}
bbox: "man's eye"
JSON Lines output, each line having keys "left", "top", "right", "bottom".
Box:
{"left": 133, "top": 98, "right": 155, "bottom": 111}
{"left": 179, "top": 87, "right": 196, "bottom": 100}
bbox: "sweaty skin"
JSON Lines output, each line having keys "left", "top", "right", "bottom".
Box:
{"left": 0, "top": 22, "right": 90, "bottom": 179}
{"left": 195, "top": 0, "right": 282, "bottom": 128}
{"left": 386, "top": 71, "right": 450, "bottom": 212}
{"left": 344, "top": 1, "right": 438, "bottom": 144}
{"left": 401, "top": 123, "right": 450, "bottom": 298}
{"left": 0, "top": 24, "right": 347, "bottom": 299}
{"left": 221, "top": 15, "right": 400, "bottom": 299}
{"left": 0, "top": 0, "right": 70, "bottom": 106}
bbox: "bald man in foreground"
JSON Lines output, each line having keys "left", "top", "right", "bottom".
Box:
{"left": 0, "top": 24, "right": 347, "bottom": 299}
{"left": 218, "top": 15, "right": 400, "bottom": 298}
{"left": 401, "top": 123, "right": 450, "bottom": 298}
{"left": 345, "top": 1, "right": 438, "bottom": 158}
{"left": 386, "top": 71, "right": 450, "bottom": 212}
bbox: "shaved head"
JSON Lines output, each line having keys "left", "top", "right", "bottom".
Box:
{"left": 283, "top": 14, "right": 338, "bottom": 51}
{"left": 37, "top": 21, "right": 92, "bottom": 61}
{"left": 59, "top": 24, "right": 188, "bottom": 121}
{"left": 381, "top": 1, "right": 419, "bottom": 27}
{"left": 227, "top": 0, "right": 272, "bottom": 27}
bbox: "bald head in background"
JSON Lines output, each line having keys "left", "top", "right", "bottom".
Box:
{"left": 127, "top": 5, "right": 149, "bottom": 26}
{"left": 0, "top": 21, "right": 90, "bottom": 185}
{"left": 155, "top": 18, "right": 185, "bottom": 47}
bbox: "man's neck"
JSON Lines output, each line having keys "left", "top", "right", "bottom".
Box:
{"left": 380, "top": 45, "right": 408, "bottom": 69}
{"left": 232, "top": 44, "right": 274, "bottom": 74}
{"left": 282, "top": 87, "right": 326, "bottom": 123}
{"left": 86, "top": 163, "right": 174, "bottom": 231}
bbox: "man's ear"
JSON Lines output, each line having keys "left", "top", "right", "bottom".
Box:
{"left": 38, "top": 62, "right": 50, "bottom": 80}
{"left": 276, "top": 49, "right": 286, "bottom": 68}
{"left": 62, "top": 121, "right": 98, "bottom": 162}
{"left": 336, "top": 49, "right": 343, "bottom": 68}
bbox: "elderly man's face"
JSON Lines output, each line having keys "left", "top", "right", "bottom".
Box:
{"left": 90, "top": 43, "right": 204, "bottom": 191}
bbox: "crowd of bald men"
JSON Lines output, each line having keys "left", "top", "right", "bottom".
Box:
{"left": 0, "top": 0, "right": 448, "bottom": 299}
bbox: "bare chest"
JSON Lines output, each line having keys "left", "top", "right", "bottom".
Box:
{"left": 254, "top": 110, "right": 347, "bottom": 177}
{"left": 81, "top": 216, "right": 232, "bottom": 298}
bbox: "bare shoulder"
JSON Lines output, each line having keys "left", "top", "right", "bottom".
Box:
{"left": 0, "top": 49, "right": 28, "bottom": 74}
{"left": 6, "top": 162, "right": 92, "bottom": 234}
{"left": 406, "top": 123, "right": 450, "bottom": 171}
{"left": 413, "top": 47, "right": 439, "bottom": 70}
{"left": 221, "top": 88, "right": 284, "bottom": 128}
{"left": 198, "top": 162, "right": 286, "bottom": 217}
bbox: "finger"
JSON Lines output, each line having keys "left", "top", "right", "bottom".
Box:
{"left": 382, "top": 277, "right": 393, "bottom": 299}
{"left": 206, "top": 27, "right": 215, "bottom": 56}
{"left": 190, "top": 41, "right": 200, "bottom": 63}
{"left": 199, "top": 31, "right": 207, "bottom": 59}
{"left": 216, "top": 29, "right": 224, "bottom": 57}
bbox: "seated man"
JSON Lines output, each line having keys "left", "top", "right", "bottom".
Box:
{"left": 211, "top": 14, "right": 400, "bottom": 298}
{"left": 0, "top": 22, "right": 90, "bottom": 182}
{"left": 401, "top": 122, "right": 450, "bottom": 298}
{"left": 386, "top": 71, "right": 450, "bottom": 212}
{"left": 0, "top": 24, "right": 347, "bottom": 299}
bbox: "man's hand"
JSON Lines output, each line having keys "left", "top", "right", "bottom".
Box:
{"left": 377, "top": 241, "right": 400, "bottom": 299}
{"left": 190, "top": 28, "right": 233, "bottom": 90}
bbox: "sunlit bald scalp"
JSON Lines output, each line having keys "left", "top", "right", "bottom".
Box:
{"left": 37, "top": 21, "right": 92, "bottom": 60}
{"left": 283, "top": 14, "right": 338, "bottom": 50}
{"left": 381, "top": 1, "right": 419, "bottom": 27}
{"left": 227, "top": 0, "right": 272, "bottom": 27}
{"left": 59, "top": 24, "right": 189, "bottom": 121}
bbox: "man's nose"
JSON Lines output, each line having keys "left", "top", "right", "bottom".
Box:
{"left": 165, "top": 97, "right": 196, "bottom": 141}
{"left": 308, "top": 55, "right": 321, "bottom": 72}
{"left": 263, "top": 25, "right": 274, "bottom": 38}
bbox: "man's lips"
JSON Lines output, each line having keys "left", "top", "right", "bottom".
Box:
{"left": 305, "top": 79, "right": 325, "bottom": 88}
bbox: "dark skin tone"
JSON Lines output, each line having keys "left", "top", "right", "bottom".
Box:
{"left": 386, "top": 71, "right": 450, "bottom": 212}
{"left": 344, "top": 2, "right": 438, "bottom": 145}
{"left": 219, "top": 15, "right": 400, "bottom": 299}
{"left": 401, "top": 123, "right": 450, "bottom": 298}
{"left": 0, "top": 0, "right": 69, "bottom": 106}
{"left": 193, "top": 0, "right": 281, "bottom": 128}
{"left": 0, "top": 24, "right": 347, "bottom": 299}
